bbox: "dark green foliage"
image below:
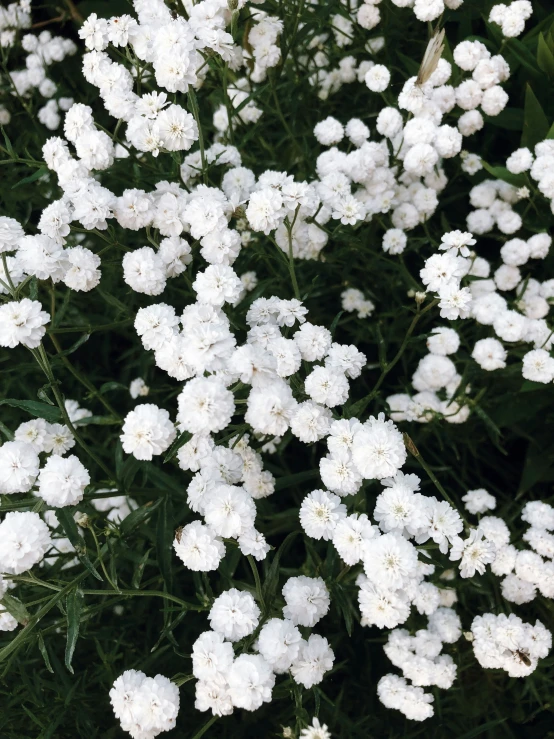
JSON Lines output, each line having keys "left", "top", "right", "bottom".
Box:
{"left": 1, "top": 1, "right": 554, "bottom": 738}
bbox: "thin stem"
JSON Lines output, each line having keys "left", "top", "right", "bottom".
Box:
{"left": 247, "top": 555, "right": 265, "bottom": 612}
{"left": 48, "top": 332, "right": 122, "bottom": 421}
{"left": 348, "top": 299, "right": 439, "bottom": 417}
{"left": 88, "top": 526, "right": 120, "bottom": 592}
{"left": 187, "top": 89, "right": 207, "bottom": 185}
{"left": 30, "top": 345, "right": 115, "bottom": 481}
{"left": 404, "top": 433, "right": 467, "bottom": 522}
{"left": 285, "top": 207, "right": 301, "bottom": 300}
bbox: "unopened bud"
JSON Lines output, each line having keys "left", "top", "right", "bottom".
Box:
{"left": 75, "top": 512, "right": 90, "bottom": 528}
{"left": 415, "top": 291, "right": 426, "bottom": 304}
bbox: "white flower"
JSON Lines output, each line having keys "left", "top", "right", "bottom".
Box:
{"left": 363, "top": 533, "right": 419, "bottom": 590}
{"left": 0, "top": 441, "right": 39, "bottom": 494}
{"left": 291, "top": 634, "right": 334, "bottom": 689}
{"left": 0, "top": 511, "right": 52, "bottom": 574}
{"left": 209, "top": 588, "right": 260, "bottom": 642}
{"left": 192, "top": 631, "right": 234, "bottom": 681}
{"left": 0, "top": 299, "right": 50, "bottom": 349}
{"left": 157, "top": 104, "right": 198, "bottom": 151}
{"left": 416, "top": 499, "right": 463, "bottom": 553}
{"left": 227, "top": 654, "right": 275, "bottom": 710}
{"left": 173, "top": 521, "right": 225, "bottom": 572}
{"left": 120, "top": 404, "right": 176, "bottom": 461}
{"left": 256, "top": 618, "right": 302, "bottom": 673}
{"left": 300, "top": 718, "right": 332, "bottom": 739}
{"left": 282, "top": 576, "right": 330, "bottom": 627}
{"left": 449, "top": 528, "right": 496, "bottom": 577}
{"left": 177, "top": 377, "right": 235, "bottom": 435}
{"left": 37, "top": 454, "right": 90, "bottom": 507}
{"left": 462, "top": 488, "right": 496, "bottom": 515}
{"left": 110, "top": 670, "right": 180, "bottom": 738}
{"left": 203, "top": 484, "right": 256, "bottom": 538}
{"left": 300, "top": 489, "right": 347, "bottom": 540}
{"left": 333, "top": 513, "right": 377, "bottom": 565}
{"left": 351, "top": 414, "right": 406, "bottom": 480}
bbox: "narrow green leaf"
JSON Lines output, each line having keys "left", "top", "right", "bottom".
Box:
{"left": 99, "top": 381, "right": 127, "bottom": 394}
{"left": 64, "top": 587, "right": 84, "bottom": 673}
{"left": 480, "top": 161, "right": 526, "bottom": 188}
{"left": 37, "top": 632, "right": 54, "bottom": 673}
{"left": 1, "top": 126, "right": 15, "bottom": 156}
{"left": 163, "top": 429, "right": 193, "bottom": 463}
{"left": 73, "top": 415, "right": 120, "bottom": 427}
{"left": 156, "top": 496, "right": 174, "bottom": 589}
{"left": 329, "top": 310, "right": 344, "bottom": 338}
{"left": 521, "top": 84, "right": 550, "bottom": 149}
{"left": 52, "top": 333, "right": 90, "bottom": 358}
{"left": 37, "top": 385, "right": 55, "bottom": 406}
{"left": 97, "top": 287, "right": 130, "bottom": 315}
{"left": 262, "top": 531, "right": 300, "bottom": 603}
{"left": 56, "top": 509, "right": 103, "bottom": 581}
{"left": 0, "top": 399, "right": 62, "bottom": 423}
{"left": 275, "top": 470, "right": 319, "bottom": 491}
{"left": 131, "top": 547, "right": 152, "bottom": 589}
{"left": 537, "top": 32, "right": 554, "bottom": 77}
{"left": 11, "top": 166, "right": 49, "bottom": 189}
{"left": 456, "top": 719, "right": 507, "bottom": 739}
{"left": 0, "top": 593, "right": 29, "bottom": 624}
{"left": 503, "top": 36, "right": 541, "bottom": 76}
{"left": 190, "top": 716, "right": 218, "bottom": 739}
{"left": 120, "top": 499, "right": 162, "bottom": 535}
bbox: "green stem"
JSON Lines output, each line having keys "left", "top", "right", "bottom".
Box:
{"left": 247, "top": 555, "right": 265, "bottom": 612}
{"left": 187, "top": 89, "right": 207, "bottom": 185}
{"left": 348, "top": 299, "right": 438, "bottom": 418}
{"left": 48, "top": 332, "right": 122, "bottom": 421}
{"left": 404, "top": 433, "right": 467, "bottom": 522}
{"left": 31, "top": 345, "right": 115, "bottom": 481}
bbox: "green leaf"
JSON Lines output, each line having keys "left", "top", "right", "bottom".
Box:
{"left": 484, "top": 107, "right": 524, "bottom": 131}
{"left": 97, "top": 288, "right": 130, "bottom": 315}
{"left": 456, "top": 719, "right": 507, "bottom": 739}
{"left": 480, "top": 161, "right": 526, "bottom": 188}
{"left": 52, "top": 333, "right": 90, "bottom": 358}
{"left": 37, "top": 385, "right": 55, "bottom": 406}
{"left": 64, "top": 587, "right": 84, "bottom": 674}
{"left": 396, "top": 50, "right": 420, "bottom": 76}
{"left": 163, "top": 430, "right": 193, "bottom": 463}
{"left": 73, "top": 415, "right": 120, "bottom": 427}
{"left": 521, "top": 84, "right": 550, "bottom": 149}
{"left": 1, "top": 126, "right": 15, "bottom": 157}
{"left": 275, "top": 470, "right": 319, "bottom": 491}
{"left": 37, "top": 632, "right": 54, "bottom": 674}
{"left": 56, "top": 509, "right": 103, "bottom": 582}
{"left": 131, "top": 547, "right": 152, "bottom": 589}
{"left": 156, "top": 496, "right": 174, "bottom": 590}
{"left": 262, "top": 531, "right": 300, "bottom": 603}
{"left": 537, "top": 32, "right": 554, "bottom": 78}
{"left": 120, "top": 498, "right": 162, "bottom": 535}
{"left": 503, "top": 36, "right": 541, "bottom": 76}
{"left": 11, "top": 166, "right": 49, "bottom": 190}
{"left": 329, "top": 310, "right": 344, "bottom": 338}
{"left": 0, "top": 399, "right": 62, "bottom": 423}
{"left": 0, "top": 593, "right": 29, "bottom": 624}
{"left": 99, "top": 381, "right": 128, "bottom": 394}
{"left": 332, "top": 584, "right": 355, "bottom": 637}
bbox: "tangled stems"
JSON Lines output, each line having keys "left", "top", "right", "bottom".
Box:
{"left": 348, "top": 298, "right": 440, "bottom": 418}
{"left": 29, "top": 344, "right": 116, "bottom": 482}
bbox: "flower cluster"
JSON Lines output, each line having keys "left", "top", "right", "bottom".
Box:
{"left": 0, "top": 0, "right": 553, "bottom": 735}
